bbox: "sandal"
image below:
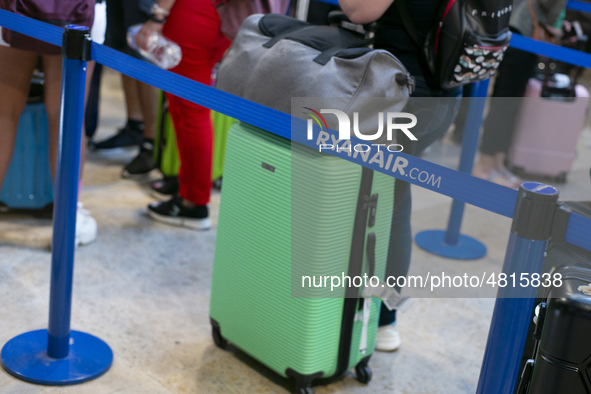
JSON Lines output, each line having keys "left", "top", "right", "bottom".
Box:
{"left": 499, "top": 168, "right": 522, "bottom": 189}
{"left": 473, "top": 169, "right": 518, "bottom": 189}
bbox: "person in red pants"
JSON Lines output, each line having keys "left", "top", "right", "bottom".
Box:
{"left": 134, "top": 0, "right": 231, "bottom": 230}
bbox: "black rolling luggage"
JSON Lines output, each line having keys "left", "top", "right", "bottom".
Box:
{"left": 517, "top": 201, "right": 591, "bottom": 394}
{"left": 518, "top": 265, "right": 591, "bottom": 394}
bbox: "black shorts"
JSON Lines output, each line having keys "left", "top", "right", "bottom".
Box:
{"left": 104, "top": 0, "right": 149, "bottom": 56}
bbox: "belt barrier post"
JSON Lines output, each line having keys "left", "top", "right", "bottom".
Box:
{"left": 1, "top": 26, "right": 112, "bottom": 385}
{"left": 476, "top": 182, "right": 558, "bottom": 393}
{"left": 414, "top": 80, "right": 488, "bottom": 259}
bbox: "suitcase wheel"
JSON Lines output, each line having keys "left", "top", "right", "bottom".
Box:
{"left": 295, "top": 386, "right": 313, "bottom": 394}
{"left": 211, "top": 324, "right": 228, "bottom": 350}
{"left": 355, "top": 363, "right": 372, "bottom": 384}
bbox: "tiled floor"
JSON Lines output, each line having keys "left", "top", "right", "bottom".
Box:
{"left": 1, "top": 68, "right": 591, "bottom": 393}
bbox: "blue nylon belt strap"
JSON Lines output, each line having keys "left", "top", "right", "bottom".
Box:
{"left": 1, "top": 8, "right": 590, "bottom": 253}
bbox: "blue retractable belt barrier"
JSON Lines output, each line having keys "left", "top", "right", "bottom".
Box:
{"left": 313, "top": 0, "right": 339, "bottom": 5}
{"left": 316, "top": 0, "right": 591, "bottom": 13}
{"left": 0, "top": 10, "right": 62, "bottom": 46}
{"left": 90, "top": 39, "right": 522, "bottom": 216}
{"left": 477, "top": 183, "right": 559, "bottom": 394}
{"left": 1, "top": 25, "right": 112, "bottom": 385}
{"left": 0, "top": 6, "right": 590, "bottom": 276}
{"left": 511, "top": 33, "right": 591, "bottom": 68}
{"left": 415, "top": 81, "right": 489, "bottom": 260}
{"left": 318, "top": 0, "right": 591, "bottom": 13}
{"left": 1, "top": 10, "right": 586, "bottom": 238}
{"left": 2, "top": 9, "right": 591, "bottom": 392}
{"left": 567, "top": 0, "right": 591, "bottom": 13}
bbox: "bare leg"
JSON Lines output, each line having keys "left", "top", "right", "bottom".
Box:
{"left": 0, "top": 46, "right": 38, "bottom": 192}
{"left": 121, "top": 74, "right": 143, "bottom": 122}
{"left": 472, "top": 152, "right": 520, "bottom": 188}
{"left": 136, "top": 79, "right": 158, "bottom": 140}
{"left": 120, "top": 77, "right": 159, "bottom": 178}
{"left": 494, "top": 151, "right": 522, "bottom": 187}
{"left": 42, "top": 56, "right": 95, "bottom": 182}
{"left": 42, "top": 54, "right": 63, "bottom": 179}
{"left": 472, "top": 153, "right": 497, "bottom": 180}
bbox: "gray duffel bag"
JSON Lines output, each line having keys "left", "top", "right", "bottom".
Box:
{"left": 215, "top": 14, "right": 414, "bottom": 121}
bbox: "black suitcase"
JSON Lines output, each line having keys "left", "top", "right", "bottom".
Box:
{"left": 519, "top": 265, "right": 591, "bottom": 394}
{"left": 516, "top": 202, "right": 591, "bottom": 394}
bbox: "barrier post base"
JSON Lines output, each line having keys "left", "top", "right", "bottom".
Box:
{"left": 1, "top": 329, "right": 112, "bottom": 385}
{"left": 415, "top": 229, "right": 487, "bottom": 260}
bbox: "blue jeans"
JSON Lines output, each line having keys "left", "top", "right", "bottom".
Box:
{"left": 379, "top": 79, "right": 461, "bottom": 326}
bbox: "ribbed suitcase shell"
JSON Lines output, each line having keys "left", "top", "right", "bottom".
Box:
{"left": 209, "top": 123, "right": 394, "bottom": 383}
{"left": 508, "top": 78, "right": 590, "bottom": 180}
{"left": 0, "top": 103, "right": 53, "bottom": 209}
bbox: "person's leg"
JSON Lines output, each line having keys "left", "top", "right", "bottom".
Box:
{"left": 122, "top": 74, "right": 144, "bottom": 123}
{"left": 42, "top": 54, "right": 63, "bottom": 179}
{"left": 136, "top": 81, "right": 158, "bottom": 140}
{"left": 168, "top": 94, "right": 213, "bottom": 206}
{"left": 44, "top": 54, "right": 93, "bottom": 181}
{"left": 473, "top": 47, "right": 537, "bottom": 187}
{"left": 377, "top": 178, "right": 411, "bottom": 350}
{"left": 376, "top": 179, "right": 411, "bottom": 351}
{"left": 116, "top": 0, "right": 159, "bottom": 177}
{"left": 120, "top": 77, "right": 158, "bottom": 178}
{"left": 118, "top": 0, "right": 156, "bottom": 136}
{"left": 0, "top": 46, "right": 38, "bottom": 192}
{"left": 147, "top": 0, "right": 230, "bottom": 229}
{"left": 147, "top": 90, "right": 213, "bottom": 230}
{"left": 93, "top": 0, "right": 145, "bottom": 151}
{"left": 44, "top": 53, "right": 97, "bottom": 247}
{"left": 377, "top": 89, "right": 461, "bottom": 351}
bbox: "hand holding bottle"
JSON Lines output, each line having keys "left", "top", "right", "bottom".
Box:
{"left": 127, "top": 21, "right": 182, "bottom": 69}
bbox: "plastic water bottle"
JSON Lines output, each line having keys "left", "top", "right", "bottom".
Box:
{"left": 127, "top": 24, "right": 182, "bottom": 69}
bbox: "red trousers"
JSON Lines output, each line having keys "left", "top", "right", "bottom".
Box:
{"left": 163, "top": 0, "right": 231, "bottom": 205}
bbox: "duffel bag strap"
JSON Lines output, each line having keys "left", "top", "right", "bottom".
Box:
{"left": 312, "top": 38, "right": 373, "bottom": 65}
{"left": 262, "top": 24, "right": 308, "bottom": 48}
{"left": 261, "top": 15, "right": 374, "bottom": 66}
{"left": 263, "top": 28, "right": 373, "bottom": 66}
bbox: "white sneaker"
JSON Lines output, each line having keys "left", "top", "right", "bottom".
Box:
{"left": 75, "top": 202, "right": 97, "bottom": 247}
{"left": 375, "top": 324, "right": 401, "bottom": 352}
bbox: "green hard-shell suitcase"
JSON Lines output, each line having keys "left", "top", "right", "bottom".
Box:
{"left": 153, "top": 92, "right": 236, "bottom": 183}
{"left": 209, "top": 122, "right": 395, "bottom": 393}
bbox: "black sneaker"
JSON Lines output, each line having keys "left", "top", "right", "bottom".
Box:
{"left": 147, "top": 195, "right": 211, "bottom": 230}
{"left": 91, "top": 126, "right": 143, "bottom": 153}
{"left": 151, "top": 176, "right": 179, "bottom": 201}
{"left": 121, "top": 141, "right": 156, "bottom": 179}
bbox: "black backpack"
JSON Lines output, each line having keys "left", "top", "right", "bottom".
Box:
{"left": 396, "top": 0, "right": 513, "bottom": 89}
